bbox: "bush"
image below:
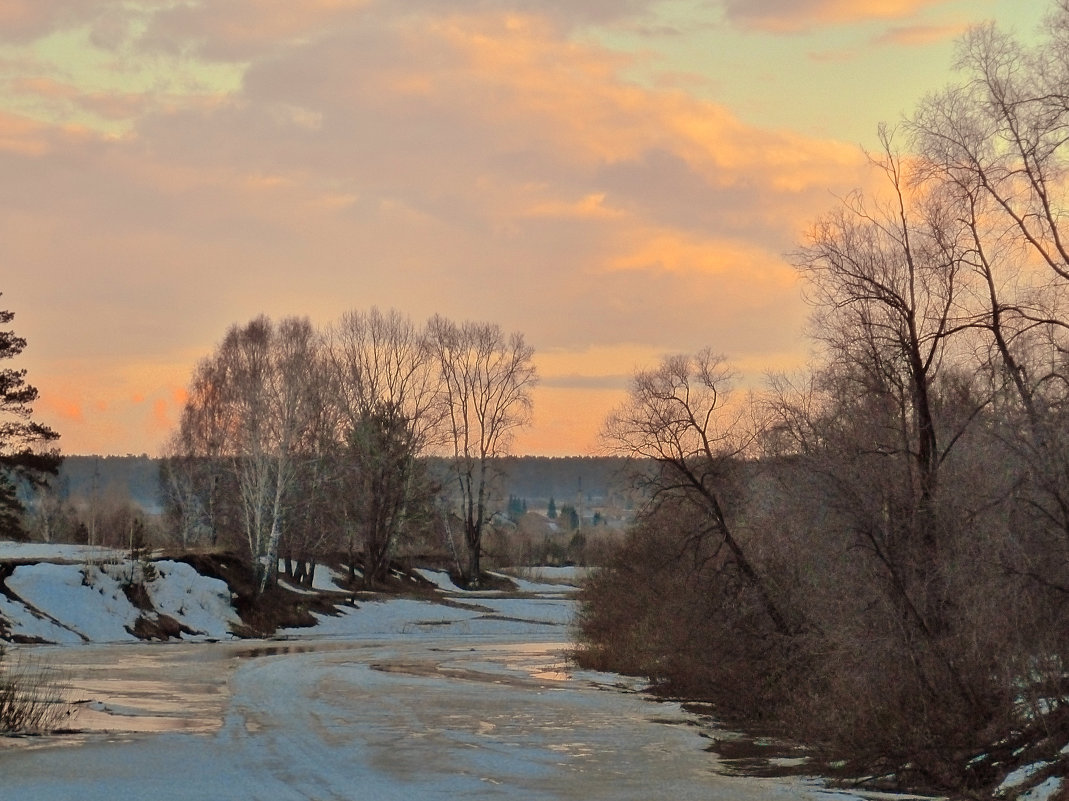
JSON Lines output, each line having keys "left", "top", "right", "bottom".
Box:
{"left": 574, "top": 500, "right": 797, "bottom": 719}
{"left": 574, "top": 464, "right": 1069, "bottom": 791}
{"left": 0, "top": 645, "right": 75, "bottom": 733}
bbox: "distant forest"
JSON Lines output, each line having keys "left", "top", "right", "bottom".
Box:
{"left": 53, "top": 455, "right": 647, "bottom": 516}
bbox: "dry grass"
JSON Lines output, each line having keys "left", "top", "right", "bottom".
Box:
{"left": 0, "top": 645, "right": 77, "bottom": 734}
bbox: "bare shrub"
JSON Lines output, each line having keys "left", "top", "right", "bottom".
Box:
{"left": 575, "top": 498, "right": 796, "bottom": 719}
{"left": 0, "top": 645, "right": 75, "bottom": 734}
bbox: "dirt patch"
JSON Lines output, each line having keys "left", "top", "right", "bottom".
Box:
{"left": 120, "top": 579, "right": 154, "bottom": 612}
{"left": 177, "top": 553, "right": 340, "bottom": 637}
{"left": 128, "top": 614, "right": 196, "bottom": 642}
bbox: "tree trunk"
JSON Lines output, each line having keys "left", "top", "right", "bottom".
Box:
{"left": 467, "top": 534, "right": 481, "bottom": 589}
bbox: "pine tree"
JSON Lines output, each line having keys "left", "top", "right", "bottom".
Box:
{"left": 0, "top": 296, "right": 60, "bottom": 539}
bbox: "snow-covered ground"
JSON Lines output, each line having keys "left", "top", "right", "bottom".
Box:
{"left": 1, "top": 559, "right": 239, "bottom": 643}
{"left": 0, "top": 542, "right": 127, "bottom": 564}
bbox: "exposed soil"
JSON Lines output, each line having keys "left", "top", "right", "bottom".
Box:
{"left": 177, "top": 552, "right": 339, "bottom": 637}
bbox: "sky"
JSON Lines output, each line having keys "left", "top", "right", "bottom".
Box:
{"left": 0, "top": 0, "right": 1049, "bottom": 457}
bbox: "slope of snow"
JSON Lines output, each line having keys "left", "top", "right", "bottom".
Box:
{"left": 503, "top": 566, "right": 589, "bottom": 585}
{"left": 412, "top": 568, "right": 464, "bottom": 591}
{"left": 144, "top": 560, "right": 239, "bottom": 639}
{"left": 414, "top": 567, "right": 581, "bottom": 595}
{"left": 999, "top": 762, "right": 1054, "bottom": 796}
{"left": 0, "top": 559, "right": 242, "bottom": 643}
{"left": 6, "top": 563, "right": 140, "bottom": 642}
{"left": 0, "top": 591, "right": 83, "bottom": 643}
{"left": 311, "top": 564, "right": 350, "bottom": 591}
{"left": 1020, "top": 777, "right": 1063, "bottom": 801}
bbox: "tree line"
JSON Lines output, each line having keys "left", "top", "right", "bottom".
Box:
{"left": 160, "top": 309, "right": 536, "bottom": 592}
{"left": 577, "top": 5, "right": 1069, "bottom": 791}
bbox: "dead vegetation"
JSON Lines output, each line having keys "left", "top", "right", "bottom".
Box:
{"left": 0, "top": 645, "right": 75, "bottom": 734}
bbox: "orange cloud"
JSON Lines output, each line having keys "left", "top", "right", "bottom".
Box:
{"left": 416, "top": 13, "right": 863, "bottom": 189}
{"left": 12, "top": 75, "right": 79, "bottom": 101}
{"left": 152, "top": 397, "right": 171, "bottom": 432}
{"left": 601, "top": 225, "right": 799, "bottom": 294}
{"left": 44, "top": 397, "right": 84, "bottom": 423}
{"left": 0, "top": 110, "right": 48, "bottom": 155}
{"left": 522, "top": 192, "right": 624, "bottom": 220}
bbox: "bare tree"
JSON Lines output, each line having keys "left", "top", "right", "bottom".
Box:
{"left": 168, "top": 347, "right": 242, "bottom": 548}
{"left": 794, "top": 133, "right": 977, "bottom": 593}
{"left": 603, "top": 350, "right": 793, "bottom": 636}
{"left": 326, "top": 308, "right": 440, "bottom": 585}
{"left": 909, "top": 7, "right": 1069, "bottom": 571}
{"left": 426, "top": 315, "right": 536, "bottom": 587}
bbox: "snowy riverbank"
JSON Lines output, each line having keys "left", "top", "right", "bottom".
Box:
{"left": 0, "top": 540, "right": 585, "bottom": 645}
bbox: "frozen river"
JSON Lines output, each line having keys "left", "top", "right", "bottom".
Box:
{"left": 0, "top": 592, "right": 865, "bottom": 800}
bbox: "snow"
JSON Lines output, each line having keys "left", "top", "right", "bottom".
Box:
{"left": 0, "top": 540, "right": 126, "bottom": 564}
{"left": 1020, "top": 777, "right": 1064, "bottom": 801}
{"left": 0, "top": 590, "right": 83, "bottom": 644}
{"left": 505, "top": 566, "right": 590, "bottom": 584}
{"left": 0, "top": 559, "right": 241, "bottom": 643}
{"left": 278, "top": 594, "right": 577, "bottom": 642}
{"left": 311, "top": 564, "right": 349, "bottom": 591}
{"left": 0, "top": 555, "right": 582, "bottom": 647}
{"left": 414, "top": 567, "right": 582, "bottom": 596}
{"left": 143, "top": 560, "right": 240, "bottom": 639}
{"left": 998, "top": 762, "right": 1054, "bottom": 796}
{"left": 6, "top": 563, "right": 140, "bottom": 642}
{"left": 413, "top": 567, "right": 463, "bottom": 591}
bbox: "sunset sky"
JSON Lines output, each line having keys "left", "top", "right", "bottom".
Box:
{"left": 0, "top": 0, "right": 1047, "bottom": 457}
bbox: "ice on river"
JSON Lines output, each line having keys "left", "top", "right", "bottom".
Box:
{"left": 0, "top": 592, "right": 869, "bottom": 801}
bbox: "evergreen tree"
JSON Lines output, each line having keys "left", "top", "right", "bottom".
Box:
{"left": 0, "top": 296, "right": 60, "bottom": 539}
{"left": 506, "top": 494, "right": 527, "bottom": 521}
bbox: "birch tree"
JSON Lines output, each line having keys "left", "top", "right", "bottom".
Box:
{"left": 427, "top": 315, "right": 536, "bottom": 587}
{"left": 176, "top": 316, "right": 320, "bottom": 593}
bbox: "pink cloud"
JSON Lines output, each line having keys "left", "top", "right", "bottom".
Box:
{"left": 720, "top": 0, "right": 951, "bottom": 32}
{"left": 145, "top": 0, "right": 376, "bottom": 60}
{"left": 0, "top": 1, "right": 89, "bottom": 44}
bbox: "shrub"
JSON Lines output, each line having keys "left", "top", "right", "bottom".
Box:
{"left": 0, "top": 645, "right": 75, "bottom": 733}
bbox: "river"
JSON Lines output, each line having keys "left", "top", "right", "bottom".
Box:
{"left": 0, "top": 594, "right": 869, "bottom": 800}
